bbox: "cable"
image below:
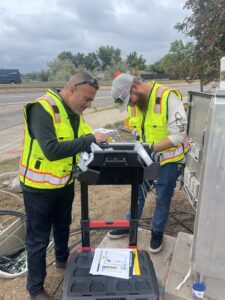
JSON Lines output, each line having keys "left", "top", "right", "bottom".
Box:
{"left": 0, "top": 233, "right": 26, "bottom": 253}
{"left": 0, "top": 210, "right": 26, "bottom": 219}
{"left": 0, "top": 242, "right": 27, "bottom": 278}
{"left": 0, "top": 210, "right": 27, "bottom": 278}
{"left": 0, "top": 189, "right": 23, "bottom": 201}
{"left": 69, "top": 227, "right": 81, "bottom": 233}
{"left": 0, "top": 210, "right": 26, "bottom": 256}
{"left": 138, "top": 211, "right": 194, "bottom": 234}
{"left": 169, "top": 213, "right": 193, "bottom": 234}
{"left": 0, "top": 172, "right": 17, "bottom": 178}
{"left": 68, "top": 231, "right": 81, "bottom": 238}
{"left": 69, "top": 239, "right": 82, "bottom": 251}
{"left": 170, "top": 210, "right": 195, "bottom": 217}
{"left": 51, "top": 276, "right": 64, "bottom": 298}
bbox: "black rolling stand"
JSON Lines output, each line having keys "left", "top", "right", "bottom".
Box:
{"left": 62, "top": 143, "right": 162, "bottom": 300}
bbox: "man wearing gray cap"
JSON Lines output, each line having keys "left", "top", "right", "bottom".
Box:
{"left": 108, "top": 73, "right": 188, "bottom": 253}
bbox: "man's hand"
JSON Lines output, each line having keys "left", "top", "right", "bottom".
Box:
{"left": 149, "top": 144, "right": 160, "bottom": 162}
{"left": 94, "top": 132, "right": 108, "bottom": 143}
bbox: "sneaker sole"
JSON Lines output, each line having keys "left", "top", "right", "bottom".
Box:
{"left": 53, "top": 262, "right": 67, "bottom": 269}
{"left": 107, "top": 232, "right": 129, "bottom": 239}
{"left": 149, "top": 242, "right": 163, "bottom": 254}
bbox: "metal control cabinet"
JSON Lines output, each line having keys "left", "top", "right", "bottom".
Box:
{"left": 183, "top": 91, "right": 212, "bottom": 209}
{"left": 185, "top": 91, "right": 225, "bottom": 299}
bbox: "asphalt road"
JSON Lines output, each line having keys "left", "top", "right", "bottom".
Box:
{"left": 0, "top": 82, "right": 200, "bottom": 131}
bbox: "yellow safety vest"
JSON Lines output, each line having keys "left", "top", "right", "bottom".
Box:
{"left": 19, "top": 89, "right": 92, "bottom": 189}
{"left": 127, "top": 81, "right": 156, "bottom": 128}
{"left": 127, "top": 105, "right": 137, "bottom": 128}
{"left": 134, "top": 82, "right": 189, "bottom": 166}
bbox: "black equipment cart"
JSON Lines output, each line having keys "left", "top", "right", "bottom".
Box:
{"left": 62, "top": 143, "right": 162, "bottom": 300}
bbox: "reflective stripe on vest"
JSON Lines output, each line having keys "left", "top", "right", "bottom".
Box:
{"left": 160, "top": 143, "right": 184, "bottom": 164}
{"left": 19, "top": 164, "right": 71, "bottom": 186}
{"left": 130, "top": 106, "right": 136, "bottom": 117}
{"left": 36, "top": 96, "right": 61, "bottom": 123}
{"left": 128, "top": 105, "right": 138, "bottom": 127}
{"left": 154, "top": 86, "right": 169, "bottom": 114}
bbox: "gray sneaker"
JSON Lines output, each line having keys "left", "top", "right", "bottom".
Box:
{"left": 54, "top": 260, "right": 67, "bottom": 269}
{"left": 149, "top": 230, "right": 163, "bottom": 253}
{"left": 30, "top": 289, "right": 50, "bottom": 300}
{"left": 107, "top": 229, "right": 129, "bottom": 239}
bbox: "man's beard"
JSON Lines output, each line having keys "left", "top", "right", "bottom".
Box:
{"left": 136, "top": 92, "right": 148, "bottom": 110}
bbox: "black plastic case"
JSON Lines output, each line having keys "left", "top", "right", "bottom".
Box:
{"left": 62, "top": 249, "right": 159, "bottom": 300}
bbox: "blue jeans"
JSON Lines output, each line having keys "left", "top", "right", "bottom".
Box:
{"left": 125, "top": 179, "right": 154, "bottom": 219}
{"left": 125, "top": 163, "right": 179, "bottom": 233}
{"left": 23, "top": 184, "right": 74, "bottom": 295}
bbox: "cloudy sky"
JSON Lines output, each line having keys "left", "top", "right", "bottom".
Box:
{"left": 0, "top": 0, "right": 189, "bottom": 73}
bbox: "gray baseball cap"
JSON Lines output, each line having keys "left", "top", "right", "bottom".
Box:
{"left": 111, "top": 73, "right": 133, "bottom": 111}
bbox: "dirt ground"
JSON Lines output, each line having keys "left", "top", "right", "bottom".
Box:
{"left": 0, "top": 130, "right": 195, "bottom": 300}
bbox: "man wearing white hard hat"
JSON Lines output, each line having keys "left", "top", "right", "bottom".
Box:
{"left": 108, "top": 73, "right": 189, "bottom": 253}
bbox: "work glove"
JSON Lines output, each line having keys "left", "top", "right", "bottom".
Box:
{"left": 149, "top": 144, "right": 160, "bottom": 163}
{"left": 131, "top": 129, "right": 140, "bottom": 141}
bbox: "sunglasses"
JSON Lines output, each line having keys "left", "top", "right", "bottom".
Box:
{"left": 74, "top": 78, "right": 99, "bottom": 89}
{"left": 114, "top": 85, "right": 131, "bottom": 105}
{"left": 114, "top": 98, "right": 124, "bottom": 105}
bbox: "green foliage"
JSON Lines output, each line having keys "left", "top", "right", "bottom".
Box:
{"left": 47, "top": 58, "right": 79, "bottom": 81}
{"left": 57, "top": 51, "right": 74, "bottom": 62}
{"left": 167, "top": 40, "right": 195, "bottom": 79}
{"left": 175, "top": 0, "right": 225, "bottom": 86}
{"left": 149, "top": 40, "right": 195, "bottom": 80}
{"left": 149, "top": 59, "right": 166, "bottom": 74}
{"left": 170, "top": 40, "right": 194, "bottom": 60}
{"left": 46, "top": 46, "right": 122, "bottom": 80}
{"left": 25, "top": 37, "right": 202, "bottom": 83}
{"left": 38, "top": 70, "right": 50, "bottom": 82}
{"left": 72, "top": 52, "right": 85, "bottom": 68}
{"left": 84, "top": 52, "right": 100, "bottom": 71}
{"left": 97, "top": 45, "right": 122, "bottom": 70}
{"left": 22, "top": 72, "right": 39, "bottom": 81}
{"left": 126, "top": 51, "right": 146, "bottom": 70}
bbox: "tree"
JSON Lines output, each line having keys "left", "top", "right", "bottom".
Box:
{"left": 38, "top": 70, "right": 50, "bottom": 82}
{"left": 126, "top": 51, "right": 146, "bottom": 70}
{"left": 23, "top": 72, "right": 39, "bottom": 81}
{"left": 96, "top": 45, "right": 122, "bottom": 70}
{"left": 149, "top": 59, "right": 167, "bottom": 74}
{"left": 72, "top": 52, "right": 85, "bottom": 68}
{"left": 167, "top": 40, "right": 195, "bottom": 80}
{"left": 175, "top": 0, "right": 225, "bottom": 90}
{"left": 57, "top": 51, "right": 74, "bottom": 62}
{"left": 170, "top": 40, "right": 194, "bottom": 61}
{"left": 84, "top": 52, "right": 100, "bottom": 71}
{"left": 47, "top": 58, "right": 78, "bottom": 81}
{"left": 149, "top": 40, "right": 195, "bottom": 80}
